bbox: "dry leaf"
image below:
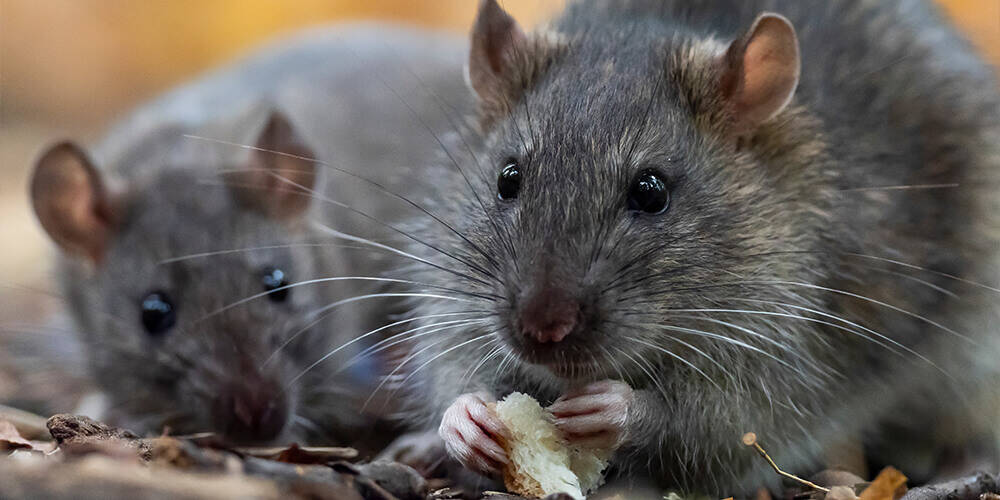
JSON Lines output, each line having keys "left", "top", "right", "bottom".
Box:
{"left": 858, "top": 467, "right": 907, "bottom": 500}
{"left": 0, "top": 419, "right": 34, "bottom": 451}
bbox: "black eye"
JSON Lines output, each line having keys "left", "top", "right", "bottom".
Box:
{"left": 261, "top": 267, "right": 290, "bottom": 302}
{"left": 627, "top": 169, "right": 671, "bottom": 214}
{"left": 497, "top": 160, "right": 521, "bottom": 201}
{"left": 141, "top": 291, "right": 176, "bottom": 336}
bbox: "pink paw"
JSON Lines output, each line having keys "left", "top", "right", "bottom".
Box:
{"left": 438, "top": 392, "right": 510, "bottom": 477}
{"left": 549, "top": 380, "right": 633, "bottom": 450}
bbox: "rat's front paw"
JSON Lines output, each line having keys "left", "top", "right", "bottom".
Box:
{"left": 549, "top": 380, "right": 634, "bottom": 450}
{"left": 438, "top": 392, "right": 510, "bottom": 477}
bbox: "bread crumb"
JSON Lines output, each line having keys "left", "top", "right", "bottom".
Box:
{"left": 492, "top": 392, "right": 609, "bottom": 499}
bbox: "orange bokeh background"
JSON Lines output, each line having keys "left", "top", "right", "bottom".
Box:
{"left": 0, "top": 1, "right": 997, "bottom": 284}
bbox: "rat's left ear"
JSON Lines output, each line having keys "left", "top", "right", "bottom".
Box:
{"left": 718, "top": 13, "right": 800, "bottom": 134}
{"left": 227, "top": 111, "right": 317, "bottom": 219}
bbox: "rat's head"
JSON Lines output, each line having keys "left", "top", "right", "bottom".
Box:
{"left": 426, "top": 1, "right": 835, "bottom": 384}
{"left": 30, "top": 113, "right": 339, "bottom": 443}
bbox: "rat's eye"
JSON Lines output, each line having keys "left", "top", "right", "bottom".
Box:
{"left": 141, "top": 291, "right": 176, "bottom": 336}
{"left": 497, "top": 160, "right": 521, "bottom": 201}
{"left": 261, "top": 267, "right": 290, "bottom": 302}
{"left": 627, "top": 169, "right": 671, "bottom": 215}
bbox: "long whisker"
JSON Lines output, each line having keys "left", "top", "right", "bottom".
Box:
{"left": 628, "top": 337, "right": 721, "bottom": 391}
{"left": 624, "top": 279, "right": 977, "bottom": 346}
{"left": 265, "top": 309, "right": 484, "bottom": 369}
{"left": 460, "top": 342, "right": 505, "bottom": 394}
{"left": 668, "top": 305, "right": 936, "bottom": 369}
{"left": 842, "top": 252, "right": 1000, "bottom": 294}
{"left": 342, "top": 319, "right": 489, "bottom": 372}
{"left": 838, "top": 183, "right": 960, "bottom": 192}
{"left": 380, "top": 330, "right": 499, "bottom": 407}
{"left": 314, "top": 225, "right": 492, "bottom": 287}
{"left": 672, "top": 314, "right": 830, "bottom": 377}
{"left": 629, "top": 321, "right": 796, "bottom": 371}
{"left": 286, "top": 316, "right": 487, "bottom": 388}
{"left": 159, "top": 242, "right": 370, "bottom": 264}
{"left": 195, "top": 276, "right": 483, "bottom": 323}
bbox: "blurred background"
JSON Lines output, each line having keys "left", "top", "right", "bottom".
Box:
{"left": 0, "top": 1, "right": 997, "bottom": 400}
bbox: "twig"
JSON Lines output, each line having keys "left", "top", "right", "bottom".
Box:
{"left": 743, "top": 432, "right": 831, "bottom": 493}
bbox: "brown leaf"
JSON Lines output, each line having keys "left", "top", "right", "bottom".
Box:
{"left": 0, "top": 419, "right": 33, "bottom": 451}
{"left": 858, "top": 467, "right": 908, "bottom": 500}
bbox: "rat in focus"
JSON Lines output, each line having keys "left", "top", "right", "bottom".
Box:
{"left": 28, "top": 24, "right": 471, "bottom": 445}
{"left": 390, "top": 0, "right": 1000, "bottom": 493}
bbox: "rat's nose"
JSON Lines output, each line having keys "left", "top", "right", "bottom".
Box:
{"left": 519, "top": 290, "right": 580, "bottom": 343}
{"left": 214, "top": 381, "right": 289, "bottom": 443}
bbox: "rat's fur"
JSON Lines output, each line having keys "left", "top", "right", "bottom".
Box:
{"left": 396, "top": 0, "right": 1000, "bottom": 493}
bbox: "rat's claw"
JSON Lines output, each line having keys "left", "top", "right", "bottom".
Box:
{"left": 550, "top": 379, "right": 633, "bottom": 450}
{"left": 439, "top": 392, "right": 510, "bottom": 477}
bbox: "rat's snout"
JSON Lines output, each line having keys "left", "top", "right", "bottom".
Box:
{"left": 518, "top": 289, "right": 581, "bottom": 344}
{"left": 213, "top": 375, "right": 290, "bottom": 443}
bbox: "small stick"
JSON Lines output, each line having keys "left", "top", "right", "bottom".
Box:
{"left": 743, "top": 432, "right": 831, "bottom": 493}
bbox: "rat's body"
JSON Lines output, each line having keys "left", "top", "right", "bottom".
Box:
{"left": 395, "top": 0, "right": 1000, "bottom": 494}
{"left": 30, "top": 24, "right": 471, "bottom": 444}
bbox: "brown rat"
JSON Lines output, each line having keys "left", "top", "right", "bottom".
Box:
{"left": 388, "top": 0, "right": 1000, "bottom": 494}
{"left": 27, "top": 24, "right": 472, "bottom": 444}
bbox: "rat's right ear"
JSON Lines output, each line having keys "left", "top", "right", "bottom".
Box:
{"left": 228, "top": 111, "right": 318, "bottom": 220}
{"left": 30, "top": 142, "right": 116, "bottom": 263}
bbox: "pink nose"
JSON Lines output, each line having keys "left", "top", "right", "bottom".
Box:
{"left": 519, "top": 291, "right": 579, "bottom": 344}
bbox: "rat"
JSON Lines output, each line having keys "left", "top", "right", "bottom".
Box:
{"left": 27, "top": 23, "right": 472, "bottom": 445}
{"left": 387, "top": 0, "right": 1000, "bottom": 494}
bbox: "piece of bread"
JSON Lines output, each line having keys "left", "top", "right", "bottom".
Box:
{"left": 491, "top": 392, "right": 610, "bottom": 499}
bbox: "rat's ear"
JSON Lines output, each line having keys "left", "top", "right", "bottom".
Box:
{"left": 468, "top": 0, "right": 558, "bottom": 124}
{"left": 30, "top": 142, "right": 116, "bottom": 263}
{"left": 469, "top": 0, "right": 528, "bottom": 100}
{"left": 229, "top": 111, "right": 317, "bottom": 219}
{"left": 718, "top": 13, "right": 800, "bottom": 134}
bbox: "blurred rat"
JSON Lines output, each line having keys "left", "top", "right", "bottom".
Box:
{"left": 389, "top": 0, "right": 1000, "bottom": 494}
{"left": 28, "top": 24, "right": 471, "bottom": 445}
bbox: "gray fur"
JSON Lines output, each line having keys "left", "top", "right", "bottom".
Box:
{"left": 396, "top": 0, "right": 1000, "bottom": 493}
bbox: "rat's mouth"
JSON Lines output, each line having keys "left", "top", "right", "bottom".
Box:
{"left": 506, "top": 337, "right": 603, "bottom": 379}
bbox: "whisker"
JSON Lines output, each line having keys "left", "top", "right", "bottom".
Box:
{"left": 314, "top": 225, "right": 492, "bottom": 288}
{"left": 838, "top": 183, "right": 960, "bottom": 192}
{"left": 628, "top": 321, "right": 796, "bottom": 372}
{"left": 669, "top": 304, "right": 935, "bottom": 368}
{"left": 460, "top": 342, "right": 505, "bottom": 393}
{"left": 197, "top": 275, "right": 485, "bottom": 324}
{"left": 342, "top": 319, "right": 489, "bottom": 372}
{"left": 672, "top": 314, "right": 829, "bottom": 377}
{"left": 628, "top": 337, "right": 721, "bottom": 391}
{"left": 272, "top": 310, "right": 483, "bottom": 372}
{"left": 159, "top": 242, "right": 369, "bottom": 264}
{"left": 381, "top": 330, "right": 499, "bottom": 407}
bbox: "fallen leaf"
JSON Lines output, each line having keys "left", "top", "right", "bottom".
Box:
{"left": 0, "top": 419, "right": 34, "bottom": 451}
{"left": 858, "top": 467, "right": 907, "bottom": 500}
